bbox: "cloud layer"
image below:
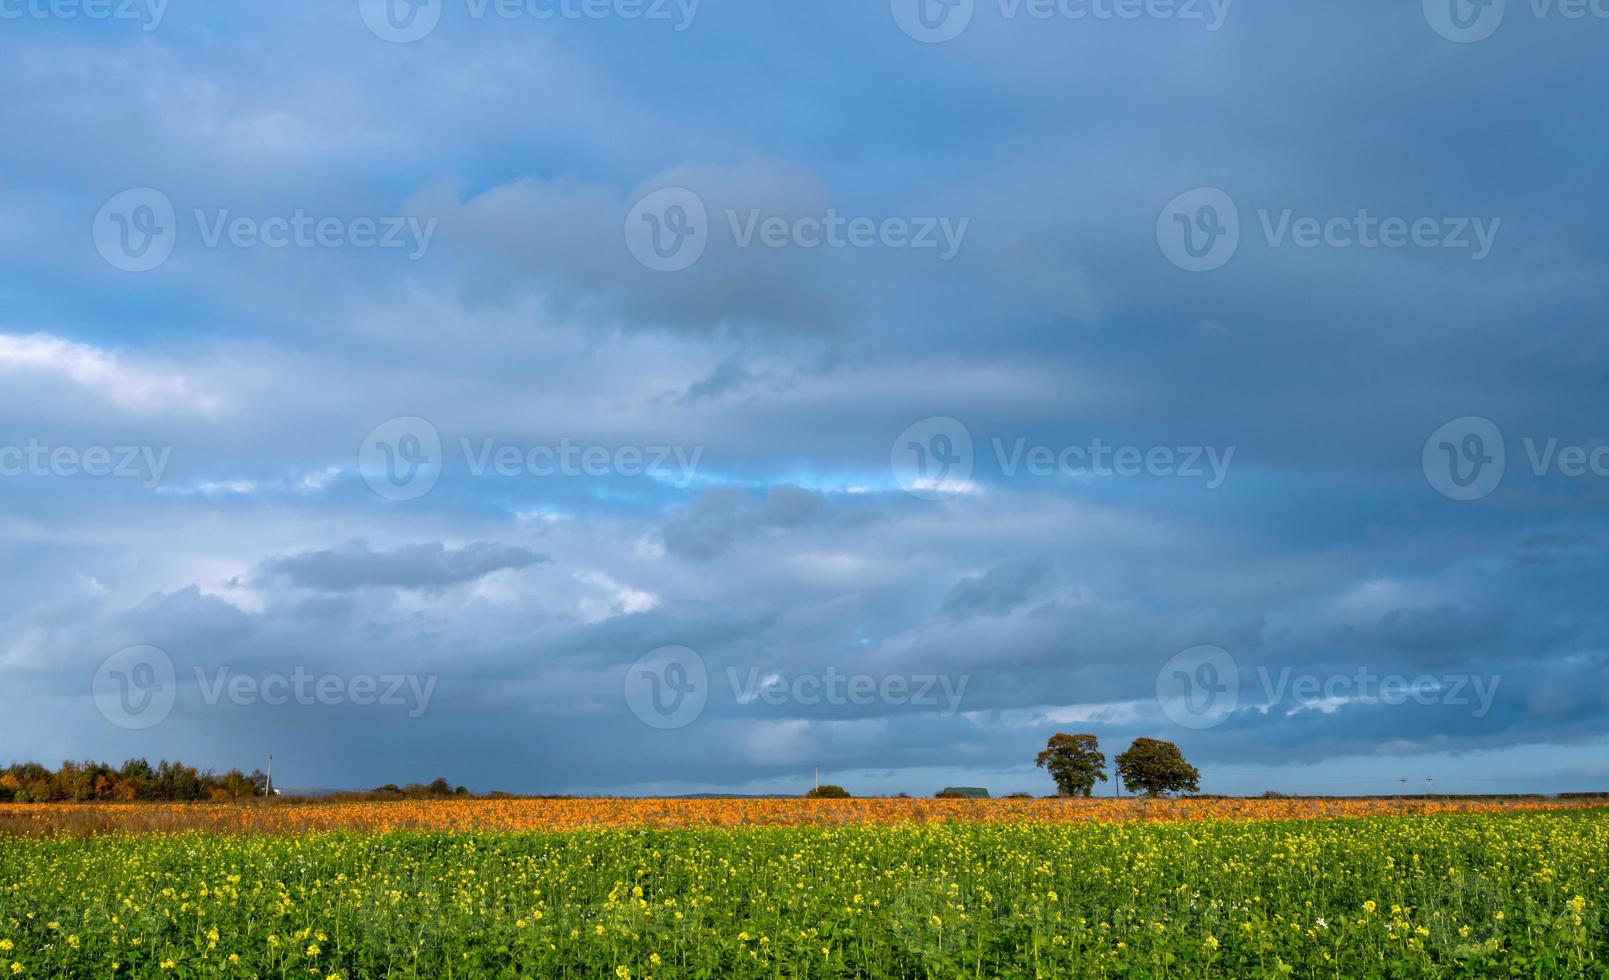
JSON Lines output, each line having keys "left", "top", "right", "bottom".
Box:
{"left": 0, "top": 1, "right": 1605, "bottom": 796}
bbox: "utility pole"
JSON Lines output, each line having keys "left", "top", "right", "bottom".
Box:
{"left": 266, "top": 755, "right": 273, "bottom": 797}
{"left": 1399, "top": 777, "right": 1408, "bottom": 795}
{"left": 814, "top": 766, "right": 819, "bottom": 792}
{"left": 1425, "top": 776, "right": 1433, "bottom": 797}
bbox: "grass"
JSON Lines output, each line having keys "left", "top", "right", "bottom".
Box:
{"left": 0, "top": 808, "right": 1604, "bottom": 977}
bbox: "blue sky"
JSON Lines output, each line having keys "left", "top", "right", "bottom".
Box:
{"left": 1, "top": 0, "right": 1606, "bottom": 796}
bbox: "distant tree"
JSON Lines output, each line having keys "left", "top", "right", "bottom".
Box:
{"left": 215, "top": 769, "right": 260, "bottom": 801}
{"left": 0, "top": 758, "right": 270, "bottom": 804}
{"left": 57, "top": 761, "right": 96, "bottom": 801}
{"left": 427, "top": 777, "right": 453, "bottom": 797}
{"left": 119, "top": 758, "right": 157, "bottom": 800}
{"left": 155, "top": 760, "right": 205, "bottom": 801}
{"left": 1114, "top": 738, "right": 1200, "bottom": 797}
{"left": 1036, "top": 733, "right": 1108, "bottom": 797}
{"left": 805, "top": 784, "right": 850, "bottom": 799}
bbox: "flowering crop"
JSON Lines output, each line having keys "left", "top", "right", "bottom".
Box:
{"left": 0, "top": 795, "right": 1596, "bottom": 837}
{"left": 0, "top": 808, "right": 1603, "bottom": 976}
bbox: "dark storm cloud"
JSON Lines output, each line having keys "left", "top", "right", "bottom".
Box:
{"left": 0, "top": 0, "right": 1603, "bottom": 795}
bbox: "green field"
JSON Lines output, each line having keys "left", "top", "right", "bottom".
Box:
{"left": 1, "top": 810, "right": 1604, "bottom": 977}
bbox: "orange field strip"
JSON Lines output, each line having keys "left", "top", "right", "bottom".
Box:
{"left": 1, "top": 796, "right": 1600, "bottom": 836}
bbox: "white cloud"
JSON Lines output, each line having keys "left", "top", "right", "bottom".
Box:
{"left": 0, "top": 333, "right": 221, "bottom": 414}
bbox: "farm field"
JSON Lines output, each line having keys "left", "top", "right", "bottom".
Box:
{"left": 0, "top": 805, "right": 1604, "bottom": 977}
{"left": 0, "top": 795, "right": 1600, "bottom": 837}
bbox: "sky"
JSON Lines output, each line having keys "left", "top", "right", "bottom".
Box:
{"left": 1, "top": 0, "right": 1606, "bottom": 797}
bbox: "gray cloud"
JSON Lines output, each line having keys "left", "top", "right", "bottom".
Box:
{"left": 256, "top": 541, "right": 550, "bottom": 592}
{"left": 660, "top": 485, "right": 880, "bottom": 560}
{"left": 0, "top": 0, "right": 1602, "bottom": 796}
{"left": 941, "top": 555, "right": 1056, "bottom": 621}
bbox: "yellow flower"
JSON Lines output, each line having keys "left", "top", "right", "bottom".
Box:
{"left": 306, "top": 943, "right": 321, "bottom": 957}
{"left": 1363, "top": 901, "right": 1376, "bottom": 913}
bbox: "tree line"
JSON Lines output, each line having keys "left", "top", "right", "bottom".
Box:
{"left": 1036, "top": 734, "right": 1201, "bottom": 797}
{"left": 0, "top": 759, "right": 268, "bottom": 803}
{"left": 2, "top": 736, "right": 1198, "bottom": 803}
